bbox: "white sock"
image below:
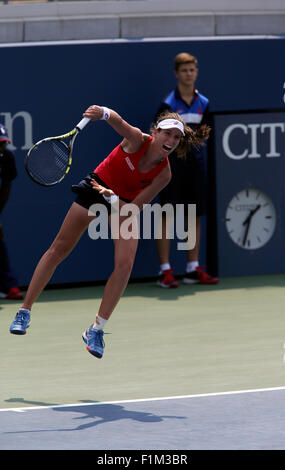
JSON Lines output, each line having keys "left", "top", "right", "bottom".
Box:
{"left": 159, "top": 263, "right": 171, "bottom": 274}
{"left": 186, "top": 261, "right": 199, "bottom": 273}
{"left": 93, "top": 315, "right": 108, "bottom": 330}
{"left": 19, "top": 308, "right": 30, "bottom": 314}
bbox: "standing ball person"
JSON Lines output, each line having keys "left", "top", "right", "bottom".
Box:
{"left": 155, "top": 52, "right": 219, "bottom": 288}
{"left": 0, "top": 124, "right": 23, "bottom": 300}
{"left": 10, "top": 105, "right": 209, "bottom": 358}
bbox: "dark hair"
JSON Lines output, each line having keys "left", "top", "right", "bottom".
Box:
{"left": 153, "top": 112, "right": 210, "bottom": 159}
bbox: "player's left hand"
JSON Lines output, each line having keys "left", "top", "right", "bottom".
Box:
{"left": 90, "top": 179, "right": 116, "bottom": 198}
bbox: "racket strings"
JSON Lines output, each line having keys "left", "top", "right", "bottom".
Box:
{"left": 26, "top": 140, "right": 71, "bottom": 185}
{"left": 52, "top": 141, "right": 70, "bottom": 170}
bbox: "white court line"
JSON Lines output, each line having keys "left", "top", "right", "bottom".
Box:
{"left": 1, "top": 385, "right": 285, "bottom": 413}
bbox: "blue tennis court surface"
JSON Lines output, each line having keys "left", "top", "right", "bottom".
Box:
{"left": 1, "top": 277, "right": 285, "bottom": 453}
{"left": 1, "top": 387, "right": 285, "bottom": 450}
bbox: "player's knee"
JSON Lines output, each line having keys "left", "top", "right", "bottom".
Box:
{"left": 115, "top": 256, "right": 134, "bottom": 277}
{"left": 47, "top": 240, "right": 72, "bottom": 264}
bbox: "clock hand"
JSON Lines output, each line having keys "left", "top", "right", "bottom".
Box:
{"left": 242, "top": 213, "right": 251, "bottom": 226}
{"left": 242, "top": 204, "right": 261, "bottom": 246}
{"left": 251, "top": 203, "right": 261, "bottom": 216}
{"left": 242, "top": 218, "right": 251, "bottom": 246}
{"left": 242, "top": 209, "right": 254, "bottom": 246}
{"left": 242, "top": 204, "right": 261, "bottom": 226}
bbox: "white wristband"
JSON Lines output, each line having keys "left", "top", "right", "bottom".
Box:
{"left": 100, "top": 106, "right": 111, "bottom": 121}
{"left": 103, "top": 194, "right": 119, "bottom": 204}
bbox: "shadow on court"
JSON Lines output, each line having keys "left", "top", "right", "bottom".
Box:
{"left": 5, "top": 397, "right": 58, "bottom": 408}
{"left": 3, "top": 391, "right": 285, "bottom": 450}
{"left": 1, "top": 274, "right": 284, "bottom": 304}
{"left": 2, "top": 400, "right": 186, "bottom": 437}
{"left": 4, "top": 397, "right": 186, "bottom": 431}
{"left": 54, "top": 403, "right": 186, "bottom": 432}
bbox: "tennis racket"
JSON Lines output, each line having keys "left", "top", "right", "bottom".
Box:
{"left": 25, "top": 117, "right": 90, "bottom": 186}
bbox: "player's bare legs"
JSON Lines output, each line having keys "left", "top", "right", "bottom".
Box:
{"left": 83, "top": 212, "right": 139, "bottom": 358}
{"left": 97, "top": 230, "right": 138, "bottom": 322}
{"left": 23, "top": 203, "right": 95, "bottom": 310}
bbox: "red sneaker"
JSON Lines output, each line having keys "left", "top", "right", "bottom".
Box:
{"left": 7, "top": 287, "right": 24, "bottom": 300}
{"left": 157, "top": 269, "right": 179, "bottom": 288}
{"left": 183, "top": 266, "right": 219, "bottom": 285}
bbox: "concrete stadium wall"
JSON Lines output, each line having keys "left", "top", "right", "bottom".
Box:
{"left": 0, "top": 0, "right": 285, "bottom": 43}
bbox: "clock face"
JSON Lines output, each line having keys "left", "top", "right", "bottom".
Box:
{"left": 225, "top": 188, "right": 276, "bottom": 250}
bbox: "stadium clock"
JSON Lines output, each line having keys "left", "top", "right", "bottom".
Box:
{"left": 225, "top": 188, "right": 276, "bottom": 250}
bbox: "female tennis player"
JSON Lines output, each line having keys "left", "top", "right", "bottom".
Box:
{"left": 9, "top": 105, "right": 210, "bottom": 358}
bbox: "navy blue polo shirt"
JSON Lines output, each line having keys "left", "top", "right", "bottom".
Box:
{"left": 155, "top": 87, "right": 210, "bottom": 129}
{"left": 164, "top": 87, "right": 209, "bottom": 127}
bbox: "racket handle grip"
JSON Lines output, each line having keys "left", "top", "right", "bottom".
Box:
{"left": 76, "top": 117, "right": 90, "bottom": 131}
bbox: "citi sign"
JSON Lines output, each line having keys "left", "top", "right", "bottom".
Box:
{"left": 0, "top": 111, "right": 33, "bottom": 151}
{"left": 222, "top": 122, "right": 285, "bottom": 160}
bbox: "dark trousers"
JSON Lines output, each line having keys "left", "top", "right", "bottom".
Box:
{"left": 0, "top": 239, "right": 18, "bottom": 292}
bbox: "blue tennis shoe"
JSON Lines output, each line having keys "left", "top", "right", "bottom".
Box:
{"left": 82, "top": 325, "right": 105, "bottom": 358}
{"left": 10, "top": 309, "right": 30, "bottom": 335}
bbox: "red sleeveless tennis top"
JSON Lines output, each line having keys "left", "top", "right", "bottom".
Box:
{"left": 94, "top": 136, "right": 168, "bottom": 200}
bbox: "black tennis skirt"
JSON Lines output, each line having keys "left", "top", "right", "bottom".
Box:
{"left": 71, "top": 172, "right": 130, "bottom": 215}
{"left": 71, "top": 172, "right": 114, "bottom": 214}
